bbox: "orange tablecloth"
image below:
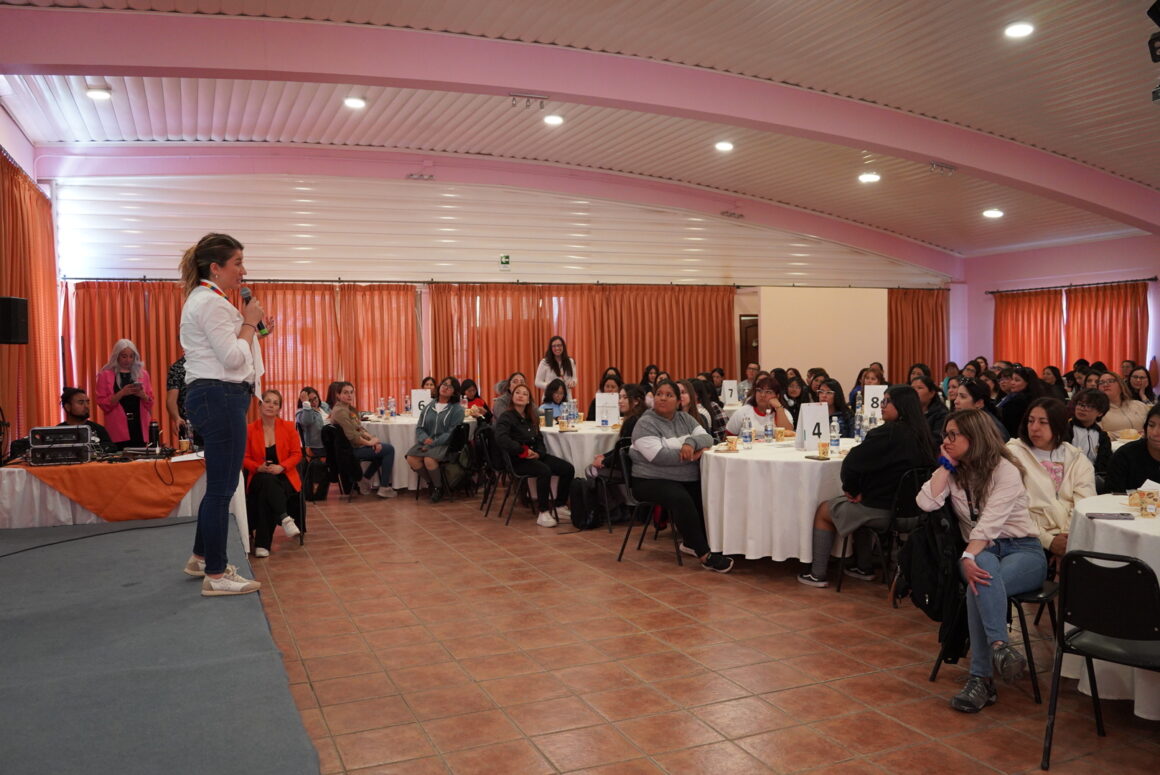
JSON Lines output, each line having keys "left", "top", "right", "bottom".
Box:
{"left": 19, "top": 458, "right": 207, "bottom": 522}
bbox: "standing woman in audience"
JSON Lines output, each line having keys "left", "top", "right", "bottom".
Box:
{"left": 243, "top": 390, "right": 303, "bottom": 557}
{"left": 918, "top": 409, "right": 1046, "bottom": 714}
{"left": 726, "top": 376, "right": 794, "bottom": 435}
{"left": 784, "top": 377, "right": 809, "bottom": 426}
{"left": 816, "top": 378, "right": 854, "bottom": 437}
{"left": 95, "top": 338, "right": 155, "bottom": 450}
{"left": 586, "top": 372, "right": 623, "bottom": 420}
{"left": 405, "top": 376, "right": 466, "bottom": 502}
{"left": 327, "top": 380, "right": 396, "bottom": 497}
{"left": 677, "top": 378, "right": 712, "bottom": 431}
{"left": 954, "top": 379, "right": 1009, "bottom": 441}
{"left": 535, "top": 336, "right": 578, "bottom": 399}
{"left": 912, "top": 375, "right": 948, "bottom": 447}
{"left": 1097, "top": 371, "right": 1149, "bottom": 438}
{"left": 629, "top": 379, "right": 732, "bottom": 572}
{"left": 1128, "top": 366, "right": 1156, "bottom": 405}
{"left": 495, "top": 383, "right": 574, "bottom": 526}
{"left": 491, "top": 371, "right": 526, "bottom": 418}
{"left": 996, "top": 366, "right": 1043, "bottom": 438}
{"left": 1039, "top": 366, "right": 1067, "bottom": 401}
{"left": 178, "top": 233, "right": 264, "bottom": 596}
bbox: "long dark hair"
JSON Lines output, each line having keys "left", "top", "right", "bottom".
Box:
{"left": 818, "top": 378, "right": 851, "bottom": 416}
{"left": 621, "top": 384, "right": 647, "bottom": 419}
{"left": 326, "top": 381, "right": 353, "bottom": 409}
{"left": 1129, "top": 366, "right": 1155, "bottom": 403}
{"left": 436, "top": 376, "right": 462, "bottom": 404}
{"left": 543, "top": 378, "right": 567, "bottom": 405}
{"left": 543, "top": 336, "right": 574, "bottom": 378}
{"left": 910, "top": 375, "right": 942, "bottom": 409}
{"left": 509, "top": 383, "right": 540, "bottom": 430}
{"left": 944, "top": 409, "right": 1026, "bottom": 513}
{"left": 298, "top": 385, "right": 320, "bottom": 409}
{"left": 460, "top": 379, "right": 480, "bottom": 402}
{"left": 640, "top": 364, "right": 659, "bottom": 389}
{"left": 677, "top": 379, "right": 708, "bottom": 430}
{"left": 596, "top": 373, "right": 623, "bottom": 395}
{"left": 885, "top": 384, "right": 936, "bottom": 462}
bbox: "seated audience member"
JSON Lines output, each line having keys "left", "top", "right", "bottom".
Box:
{"left": 784, "top": 377, "right": 809, "bottom": 425}
{"left": 912, "top": 376, "right": 948, "bottom": 447}
{"left": 917, "top": 409, "right": 1046, "bottom": 714}
{"left": 535, "top": 336, "right": 578, "bottom": 399}
{"left": 1120, "top": 359, "right": 1137, "bottom": 380}
{"left": 857, "top": 366, "right": 886, "bottom": 401}
{"left": 495, "top": 383, "right": 574, "bottom": 526}
{"left": 806, "top": 368, "right": 829, "bottom": 398}
{"left": 586, "top": 373, "right": 624, "bottom": 420}
{"left": 1128, "top": 366, "right": 1156, "bottom": 405}
{"left": 629, "top": 380, "right": 731, "bottom": 572}
{"left": 960, "top": 362, "right": 978, "bottom": 381}
{"left": 1068, "top": 389, "right": 1112, "bottom": 487}
{"left": 640, "top": 364, "right": 661, "bottom": 395}
{"left": 420, "top": 376, "right": 437, "bottom": 393}
{"left": 678, "top": 378, "right": 712, "bottom": 432}
{"left": 539, "top": 378, "right": 568, "bottom": 418}
{"left": 95, "top": 338, "right": 155, "bottom": 449}
{"left": 996, "top": 366, "right": 1044, "bottom": 438}
{"left": 692, "top": 379, "right": 728, "bottom": 442}
{"left": 243, "top": 390, "right": 303, "bottom": 557}
{"left": 1040, "top": 366, "right": 1067, "bottom": 401}
{"left": 908, "top": 362, "right": 933, "bottom": 382}
{"left": 295, "top": 386, "right": 329, "bottom": 500}
{"left": 769, "top": 368, "right": 789, "bottom": 391}
{"left": 799, "top": 385, "right": 936, "bottom": 587}
{"left": 710, "top": 367, "right": 726, "bottom": 392}
{"left": 945, "top": 375, "right": 962, "bottom": 407}
{"left": 695, "top": 372, "right": 723, "bottom": 407}
{"left": 590, "top": 384, "right": 647, "bottom": 472}
{"left": 656, "top": 370, "right": 674, "bottom": 385}
{"left": 737, "top": 361, "right": 759, "bottom": 402}
{"left": 816, "top": 378, "right": 854, "bottom": 437}
{"left": 405, "top": 376, "right": 466, "bottom": 502}
{"left": 1081, "top": 370, "right": 1101, "bottom": 391}
{"left": 326, "top": 380, "right": 396, "bottom": 498}
{"left": 1104, "top": 404, "right": 1160, "bottom": 493}
{"left": 460, "top": 379, "right": 491, "bottom": 422}
{"left": 726, "top": 376, "right": 794, "bottom": 435}
{"left": 940, "top": 362, "right": 960, "bottom": 396}
{"left": 1096, "top": 371, "right": 1149, "bottom": 439}
{"left": 953, "top": 379, "right": 1009, "bottom": 441}
{"left": 1072, "top": 357, "right": 1090, "bottom": 373}
{"left": 974, "top": 355, "right": 990, "bottom": 373}
{"left": 786, "top": 367, "right": 802, "bottom": 382}
{"left": 979, "top": 370, "right": 1000, "bottom": 401}
{"left": 1007, "top": 398, "right": 1096, "bottom": 564}
{"left": 491, "top": 371, "right": 526, "bottom": 418}
{"left": 1090, "top": 360, "right": 1108, "bottom": 374}
{"left": 848, "top": 367, "right": 870, "bottom": 405}
{"left": 58, "top": 387, "right": 115, "bottom": 450}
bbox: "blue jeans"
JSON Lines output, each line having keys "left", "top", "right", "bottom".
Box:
{"left": 186, "top": 380, "right": 251, "bottom": 575}
{"left": 354, "top": 443, "right": 394, "bottom": 487}
{"left": 964, "top": 536, "right": 1047, "bottom": 678}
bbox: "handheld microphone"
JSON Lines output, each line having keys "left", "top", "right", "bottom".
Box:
{"left": 239, "top": 286, "right": 269, "bottom": 336}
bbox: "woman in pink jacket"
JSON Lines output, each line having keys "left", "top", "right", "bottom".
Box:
{"left": 95, "top": 338, "right": 154, "bottom": 449}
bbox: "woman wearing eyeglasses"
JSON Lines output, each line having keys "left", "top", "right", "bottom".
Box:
{"left": 1067, "top": 388, "right": 1112, "bottom": 487}
{"left": 917, "top": 409, "right": 1046, "bottom": 714}
{"left": 815, "top": 378, "right": 854, "bottom": 437}
{"left": 725, "top": 376, "right": 793, "bottom": 435}
{"left": 1128, "top": 366, "right": 1156, "bottom": 406}
{"left": 1096, "top": 371, "right": 1148, "bottom": 439}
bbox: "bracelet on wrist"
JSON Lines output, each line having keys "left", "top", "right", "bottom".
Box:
{"left": 937, "top": 455, "right": 957, "bottom": 473}
{"left": 961, "top": 551, "right": 975, "bottom": 562}
{"left": 242, "top": 323, "right": 258, "bottom": 331}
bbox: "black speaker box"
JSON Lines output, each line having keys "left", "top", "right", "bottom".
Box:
{"left": 0, "top": 297, "right": 29, "bottom": 345}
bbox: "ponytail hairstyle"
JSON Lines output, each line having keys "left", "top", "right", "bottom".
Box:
{"left": 179, "top": 233, "right": 244, "bottom": 295}
{"left": 943, "top": 408, "right": 1026, "bottom": 513}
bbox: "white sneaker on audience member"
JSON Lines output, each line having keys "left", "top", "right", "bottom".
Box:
{"left": 555, "top": 505, "right": 571, "bottom": 519}
{"left": 537, "top": 512, "right": 558, "bottom": 527}
{"left": 378, "top": 487, "right": 396, "bottom": 499}
{"left": 183, "top": 554, "right": 206, "bottom": 578}
{"left": 280, "top": 516, "right": 301, "bottom": 538}
{"left": 357, "top": 479, "right": 373, "bottom": 496}
{"left": 201, "top": 565, "right": 261, "bottom": 596}
{"left": 254, "top": 547, "right": 270, "bottom": 558}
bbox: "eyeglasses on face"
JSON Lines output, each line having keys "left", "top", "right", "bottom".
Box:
{"left": 1097, "top": 378, "right": 1118, "bottom": 386}
{"left": 880, "top": 397, "right": 892, "bottom": 406}
{"left": 1074, "top": 402, "right": 1097, "bottom": 411}
{"left": 816, "top": 389, "right": 835, "bottom": 396}
{"left": 756, "top": 388, "right": 776, "bottom": 395}
{"left": 942, "top": 430, "right": 960, "bottom": 442}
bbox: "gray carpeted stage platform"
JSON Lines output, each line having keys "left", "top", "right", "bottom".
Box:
{"left": 0, "top": 518, "right": 319, "bottom": 775}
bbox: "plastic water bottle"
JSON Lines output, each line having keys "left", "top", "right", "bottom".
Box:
{"left": 854, "top": 412, "right": 864, "bottom": 442}
{"left": 855, "top": 390, "right": 864, "bottom": 416}
{"left": 829, "top": 417, "right": 840, "bottom": 456}
{"left": 388, "top": 396, "right": 397, "bottom": 417}
{"left": 763, "top": 420, "right": 773, "bottom": 444}
{"left": 741, "top": 416, "right": 754, "bottom": 449}
{"left": 404, "top": 395, "right": 411, "bottom": 415}
{"left": 377, "top": 397, "right": 386, "bottom": 420}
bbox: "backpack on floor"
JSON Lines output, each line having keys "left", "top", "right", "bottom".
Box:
{"left": 568, "top": 478, "right": 599, "bottom": 530}
{"left": 891, "top": 507, "right": 963, "bottom": 622}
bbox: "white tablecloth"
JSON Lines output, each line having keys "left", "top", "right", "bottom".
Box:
{"left": 700, "top": 439, "right": 850, "bottom": 560}
{"left": 364, "top": 416, "right": 476, "bottom": 491}
{"left": 542, "top": 422, "right": 620, "bottom": 473}
{"left": 0, "top": 455, "right": 249, "bottom": 551}
{"left": 1066, "top": 493, "right": 1160, "bottom": 719}
{"left": 723, "top": 404, "right": 744, "bottom": 419}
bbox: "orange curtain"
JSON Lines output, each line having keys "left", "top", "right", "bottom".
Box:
{"left": 887, "top": 289, "right": 949, "bottom": 383}
{"left": 0, "top": 150, "right": 59, "bottom": 439}
{"left": 334, "top": 284, "right": 418, "bottom": 406}
{"left": 1064, "top": 282, "right": 1149, "bottom": 368}
{"left": 991, "top": 289, "right": 1064, "bottom": 371}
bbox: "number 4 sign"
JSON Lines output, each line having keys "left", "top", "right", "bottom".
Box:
{"left": 794, "top": 403, "right": 829, "bottom": 450}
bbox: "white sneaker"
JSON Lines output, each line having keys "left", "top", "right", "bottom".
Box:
{"left": 201, "top": 565, "right": 261, "bottom": 596}
{"left": 183, "top": 554, "right": 206, "bottom": 578}
{"left": 536, "top": 512, "right": 558, "bottom": 527}
{"left": 678, "top": 542, "right": 699, "bottom": 557}
{"left": 378, "top": 486, "right": 396, "bottom": 499}
{"left": 555, "top": 505, "right": 572, "bottom": 519}
{"left": 281, "top": 516, "right": 301, "bottom": 538}
{"left": 358, "top": 479, "right": 373, "bottom": 496}
{"left": 254, "top": 547, "right": 270, "bottom": 558}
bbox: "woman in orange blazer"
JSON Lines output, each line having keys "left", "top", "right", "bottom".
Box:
{"left": 243, "top": 389, "right": 303, "bottom": 557}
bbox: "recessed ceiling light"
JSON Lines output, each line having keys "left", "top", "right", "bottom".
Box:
{"left": 441, "top": 193, "right": 459, "bottom": 197}
{"left": 568, "top": 245, "right": 588, "bottom": 249}
{"left": 790, "top": 242, "right": 810, "bottom": 247}
{"left": 1004, "top": 22, "right": 1034, "bottom": 39}
{"left": 983, "top": 208, "right": 1005, "bottom": 219}
{"left": 435, "top": 263, "right": 455, "bottom": 266}
{"left": 343, "top": 96, "right": 367, "bottom": 109}
{"left": 686, "top": 227, "right": 705, "bottom": 231}
{"left": 681, "top": 258, "right": 702, "bottom": 263}
{"left": 439, "top": 205, "right": 458, "bottom": 209}
{"left": 123, "top": 218, "right": 140, "bottom": 222}
{"left": 571, "top": 200, "right": 589, "bottom": 205}
{"left": 788, "top": 262, "right": 810, "bottom": 266}
{"left": 85, "top": 87, "right": 112, "bottom": 101}
{"left": 293, "top": 186, "right": 313, "bottom": 191}
{"left": 123, "top": 230, "right": 142, "bottom": 234}
{"left": 295, "top": 223, "right": 314, "bottom": 227}
{"left": 564, "top": 265, "right": 585, "bottom": 270}
{"left": 121, "top": 205, "right": 140, "bottom": 210}
{"left": 438, "top": 239, "right": 457, "bottom": 243}
{"left": 124, "top": 257, "right": 143, "bottom": 262}
{"left": 714, "top": 141, "right": 734, "bottom": 152}
{"left": 294, "top": 211, "right": 314, "bottom": 215}
{"left": 683, "top": 248, "right": 704, "bottom": 252}
{"left": 544, "top": 114, "right": 564, "bottom": 126}
{"left": 858, "top": 172, "right": 881, "bottom": 183}
{"left": 685, "top": 237, "right": 704, "bottom": 241}
{"left": 292, "top": 246, "right": 313, "bottom": 251}
{"left": 570, "top": 211, "right": 589, "bottom": 216}
{"left": 294, "top": 234, "right": 314, "bottom": 238}
{"left": 293, "top": 260, "right": 313, "bottom": 264}
{"left": 438, "top": 228, "right": 457, "bottom": 232}
{"left": 790, "top": 253, "right": 810, "bottom": 257}
{"left": 294, "top": 199, "right": 314, "bottom": 203}
{"left": 681, "top": 269, "right": 701, "bottom": 273}
{"left": 438, "top": 216, "right": 456, "bottom": 220}
{"left": 788, "top": 272, "right": 808, "bottom": 276}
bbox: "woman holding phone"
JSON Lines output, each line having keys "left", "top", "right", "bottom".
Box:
{"left": 95, "top": 338, "right": 155, "bottom": 449}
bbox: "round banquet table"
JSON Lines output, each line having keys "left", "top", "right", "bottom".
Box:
{"left": 541, "top": 421, "right": 621, "bottom": 474}
{"left": 722, "top": 404, "right": 744, "bottom": 419}
{"left": 1066, "top": 493, "right": 1160, "bottom": 719}
{"left": 363, "top": 415, "right": 476, "bottom": 491}
{"left": 699, "top": 439, "right": 853, "bottom": 561}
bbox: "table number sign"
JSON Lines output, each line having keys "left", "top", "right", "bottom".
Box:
{"left": 795, "top": 402, "right": 829, "bottom": 450}
{"left": 410, "top": 389, "right": 431, "bottom": 419}
{"left": 594, "top": 392, "right": 619, "bottom": 426}
{"left": 722, "top": 380, "right": 739, "bottom": 404}
{"left": 862, "top": 385, "right": 887, "bottom": 424}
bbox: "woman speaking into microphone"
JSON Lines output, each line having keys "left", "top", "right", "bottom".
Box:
{"left": 179, "top": 233, "right": 266, "bottom": 596}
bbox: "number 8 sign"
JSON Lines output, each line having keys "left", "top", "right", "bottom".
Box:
{"left": 863, "top": 385, "right": 887, "bottom": 424}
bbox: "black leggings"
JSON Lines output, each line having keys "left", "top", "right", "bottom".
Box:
{"left": 631, "top": 477, "right": 709, "bottom": 557}
{"left": 246, "top": 472, "right": 300, "bottom": 550}
{"left": 511, "top": 453, "right": 574, "bottom": 511}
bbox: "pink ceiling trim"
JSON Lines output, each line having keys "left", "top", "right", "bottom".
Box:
{"left": 34, "top": 144, "right": 959, "bottom": 278}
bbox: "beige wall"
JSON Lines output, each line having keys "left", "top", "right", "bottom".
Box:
{"left": 757, "top": 287, "right": 888, "bottom": 394}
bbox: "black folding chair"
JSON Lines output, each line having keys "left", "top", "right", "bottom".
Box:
{"left": 616, "top": 446, "right": 682, "bottom": 566}
{"left": 320, "top": 424, "right": 361, "bottom": 502}
{"left": 591, "top": 437, "right": 631, "bottom": 533}
{"left": 1041, "top": 550, "right": 1160, "bottom": 769}
{"left": 474, "top": 425, "right": 501, "bottom": 517}
{"left": 837, "top": 466, "right": 931, "bottom": 591}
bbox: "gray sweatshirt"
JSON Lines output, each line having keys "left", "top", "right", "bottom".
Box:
{"left": 629, "top": 409, "right": 713, "bottom": 482}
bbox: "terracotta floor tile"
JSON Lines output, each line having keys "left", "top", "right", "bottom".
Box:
{"left": 829, "top": 673, "right": 934, "bottom": 706}
{"left": 345, "top": 755, "right": 450, "bottom": 774}
{"left": 441, "top": 634, "right": 518, "bottom": 660}
{"left": 304, "top": 651, "right": 384, "bottom": 682}
{"left": 869, "top": 742, "right": 995, "bottom": 775}
{"left": 811, "top": 710, "right": 928, "bottom": 755}
{"left": 313, "top": 672, "right": 398, "bottom": 706}
{"left": 592, "top": 632, "right": 671, "bottom": 659}
{"left": 389, "top": 662, "right": 473, "bottom": 693}
{"left": 652, "top": 623, "right": 732, "bottom": 649}
{"left": 764, "top": 684, "right": 866, "bottom": 723}
{"left": 743, "top": 632, "right": 829, "bottom": 660}
{"left": 422, "top": 708, "right": 523, "bottom": 753}
{"left": 506, "top": 695, "right": 605, "bottom": 735}
{"left": 582, "top": 685, "right": 680, "bottom": 721}
{"left": 315, "top": 737, "right": 344, "bottom": 774}
{"left": 403, "top": 684, "right": 497, "bottom": 721}
{"left": 441, "top": 739, "right": 554, "bottom": 775}
{"left": 362, "top": 625, "right": 433, "bottom": 650}
{"left": 354, "top": 609, "right": 423, "bottom": 631}
{"left": 333, "top": 723, "right": 436, "bottom": 770}
{"left": 504, "top": 624, "right": 581, "bottom": 649}
{"left": 878, "top": 696, "right": 996, "bottom": 739}
{"left": 721, "top": 660, "right": 814, "bottom": 694}
{"left": 620, "top": 650, "right": 706, "bottom": 682}
{"left": 295, "top": 631, "right": 370, "bottom": 659}
{"left": 942, "top": 725, "right": 1049, "bottom": 773}
{"left": 479, "top": 673, "right": 572, "bottom": 706}
{"left": 616, "top": 709, "right": 724, "bottom": 754}
{"left": 737, "top": 725, "right": 853, "bottom": 772}
{"left": 375, "top": 641, "right": 452, "bottom": 671}
{"left": 290, "top": 682, "right": 319, "bottom": 710}
{"left": 458, "top": 651, "right": 542, "bottom": 681}
{"left": 299, "top": 707, "right": 330, "bottom": 739}
{"left": 566, "top": 759, "right": 666, "bottom": 775}
{"left": 685, "top": 641, "right": 772, "bottom": 670}
{"left": 288, "top": 614, "right": 360, "bottom": 640}
{"left": 556, "top": 662, "right": 643, "bottom": 693}
{"left": 533, "top": 724, "right": 643, "bottom": 771}
{"left": 785, "top": 651, "right": 876, "bottom": 682}
{"left": 575, "top": 616, "right": 642, "bottom": 639}
{"left": 653, "top": 740, "right": 774, "bottom": 774}
{"left": 527, "top": 640, "right": 610, "bottom": 669}
{"left": 652, "top": 673, "right": 751, "bottom": 708}
{"left": 692, "top": 696, "right": 796, "bottom": 738}
{"left": 321, "top": 695, "right": 415, "bottom": 735}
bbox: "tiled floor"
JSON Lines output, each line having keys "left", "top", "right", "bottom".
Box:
{"left": 253, "top": 492, "right": 1159, "bottom": 774}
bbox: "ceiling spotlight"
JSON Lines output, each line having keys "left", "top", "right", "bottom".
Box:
{"left": 85, "top": 86, "right": 112, "bottom": 101}
{"left": 983, "top": 208, "right": 1005, "bottom": 219}
{"left": 714, "top": 141, "right": 734, "bottom": 152}
{"left": 543, "top": 114, "right": 564, "bottom": 126}
{"left": 343, "top": 96, "right": 367, "bottom": 109}
{"left": 1004, "top": 22, "right": 1034, "bottom": 39}
{"left": 858, "top": 172, "right": 881, "bottom": 183}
